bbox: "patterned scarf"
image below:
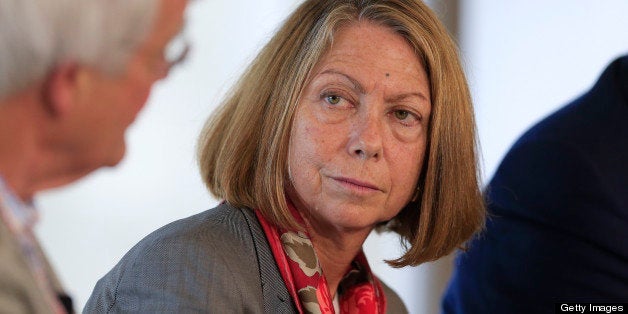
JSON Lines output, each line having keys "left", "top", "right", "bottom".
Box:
{"left": 255, "top": 203, "right": 386, "bottom": 314}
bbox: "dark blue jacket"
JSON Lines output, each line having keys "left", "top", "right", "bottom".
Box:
{"left": 442, "top": 56, "right": 628, "bottom": 313}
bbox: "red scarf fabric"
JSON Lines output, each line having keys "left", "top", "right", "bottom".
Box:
{"left": 255, "top": 203, "right": 386, "bottom": 314}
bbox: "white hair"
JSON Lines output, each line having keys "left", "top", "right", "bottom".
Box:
{"left": 0, "top": 0, "right": 159, "bottom": 99}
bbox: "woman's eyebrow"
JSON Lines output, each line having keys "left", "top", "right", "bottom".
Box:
{"left": 318, "top": 69, "right": 365, "bottom": 94}
{"left": 388, "top": 92, "right": 429, "bottom": 103}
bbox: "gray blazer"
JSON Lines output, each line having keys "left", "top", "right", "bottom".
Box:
{"left": 85, "top": 203, "right": 407, "bottom": 313}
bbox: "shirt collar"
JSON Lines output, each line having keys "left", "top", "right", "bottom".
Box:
{"left": 0, "top": 176, "right": 39, "bottom": 233}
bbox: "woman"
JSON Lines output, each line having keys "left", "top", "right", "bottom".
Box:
{"left": 86, "top": 0, "right": 484, "bottom": 312}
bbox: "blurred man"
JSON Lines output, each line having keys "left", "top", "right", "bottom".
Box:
{"left": 443, "top": 56, "right": 628, "bottom": 313}
{"left": 0, "top": 0, "right": 189, "bottom": 312}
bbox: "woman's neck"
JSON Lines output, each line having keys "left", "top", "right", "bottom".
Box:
{"left": 304, "top": 219, "right": 372, "bottom": 298}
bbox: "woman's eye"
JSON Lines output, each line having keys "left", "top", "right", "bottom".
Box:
{"left": 390, "top": 109, "right": 421, "bottom": 127}
{"left": 325, "top": 95, "right": 342, "bottom": 105}
{"left": 394, "top": 110, "right": 410, "bottom": 120}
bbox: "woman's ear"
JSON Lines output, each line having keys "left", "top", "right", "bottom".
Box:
{"left": 42, "top": 63, "right": 91, "bottom": 117}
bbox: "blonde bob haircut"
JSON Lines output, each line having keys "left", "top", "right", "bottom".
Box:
{"left": 198, "top": 0, "right": 484, "bottom": 267}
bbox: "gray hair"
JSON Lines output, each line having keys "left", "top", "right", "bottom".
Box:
{"left": 0, "top": 0, "right": 159, "bottom": 99}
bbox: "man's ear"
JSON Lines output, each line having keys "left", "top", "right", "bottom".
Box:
{"left": 42, "top": 63, "right": 92, "bottom": 117}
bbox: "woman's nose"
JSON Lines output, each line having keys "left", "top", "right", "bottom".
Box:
{"left": 347, "top": 111, "right": 383, "bottom": 160}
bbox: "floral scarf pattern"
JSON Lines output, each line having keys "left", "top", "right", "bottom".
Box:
{"left": 255, "top": 204, "right": 386, "bottom": 314}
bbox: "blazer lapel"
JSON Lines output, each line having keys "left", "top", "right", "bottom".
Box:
{"left": 240, "top": 207, "right": 296, "bottom": 314}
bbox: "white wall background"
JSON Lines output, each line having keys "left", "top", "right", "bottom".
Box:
{"left": 462, "top": 1, "right": 628, "bottom": 181}
{"left": 34, "top": 0, "right": 628, "bottom": 313}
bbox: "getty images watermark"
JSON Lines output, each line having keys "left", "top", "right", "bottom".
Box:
{"left": 556, "top": 303, "right": 626, "bottom": 313}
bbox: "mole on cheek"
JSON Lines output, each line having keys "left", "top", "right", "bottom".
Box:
{"left": 385, "top": 73, "right": 390, "bottom": 77}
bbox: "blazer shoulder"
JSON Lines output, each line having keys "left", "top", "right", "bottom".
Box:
{"left": 85, "top": 203, "right": 266, "bottom": 313}
{"left": 136, "top": 202, "right": 257, "bottom": 252}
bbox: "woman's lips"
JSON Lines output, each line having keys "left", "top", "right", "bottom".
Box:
{"left": 330, "top": 176, "right": 382, "bottom": 192}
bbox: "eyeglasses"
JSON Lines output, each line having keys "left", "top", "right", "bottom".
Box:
{"left": 163, "top": 34, "right": 190, "bottom": 72}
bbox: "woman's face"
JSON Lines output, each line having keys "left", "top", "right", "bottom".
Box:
{"left": 287, "top": 21, "right": 431, "bottom": 234}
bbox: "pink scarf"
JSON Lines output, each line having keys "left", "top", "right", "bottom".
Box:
{"left": 255, "top": 202, "right": 386, "bottom": 314}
